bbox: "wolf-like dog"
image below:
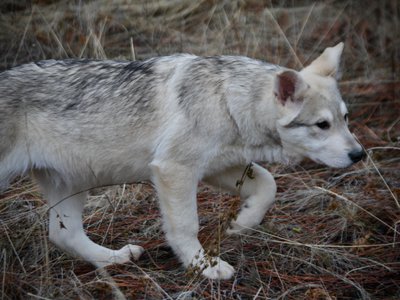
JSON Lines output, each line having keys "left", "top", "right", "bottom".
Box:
{"left": 0, "top": 43, "right": 364, "bottom": 279}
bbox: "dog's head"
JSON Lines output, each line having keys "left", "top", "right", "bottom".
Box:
{"left": 274, "top": 43, "right": 364, "bottom": 168}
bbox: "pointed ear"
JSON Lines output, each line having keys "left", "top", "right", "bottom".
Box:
{"left": 274, "top": 70, "right": 309, "bottom": 105}
{"left": 302, "top": 42, "right": 344, "bottom": 78}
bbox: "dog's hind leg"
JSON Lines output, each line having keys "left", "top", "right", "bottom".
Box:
{"left": 34, "top": 171, "right": 143, "bottom": 268}
{"left": 203, "top": 163, "right": 277, "bottom": 234}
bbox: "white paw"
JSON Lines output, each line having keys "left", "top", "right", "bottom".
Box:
{"left": 112, "top": 244, "right": 144, "bottom": 264}
{"left": 201, "top": 257, "right": 235, "bottom": 280}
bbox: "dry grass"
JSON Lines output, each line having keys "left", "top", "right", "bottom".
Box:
{"left": 0, "top": 0, "right": 399, "bottom": 299}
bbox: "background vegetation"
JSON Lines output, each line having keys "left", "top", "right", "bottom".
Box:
{"left": 0, "top": 0, "right": 399, "bottom": 299}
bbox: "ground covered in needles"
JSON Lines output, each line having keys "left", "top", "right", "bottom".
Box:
{"left": 0, "top": 1, "right": 399, "bottom": 299}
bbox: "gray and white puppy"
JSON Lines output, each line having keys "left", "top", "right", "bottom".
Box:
{"left": 0, "top": 43, "right": 363, "bottom": 279}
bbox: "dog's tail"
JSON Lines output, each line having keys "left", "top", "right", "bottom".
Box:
{"left": 0, "top": 104, "right": 27, "bottom": 192}
{"left": 0, "top": 69, "right": 35, "bottom": 192}
{"left": 0, "top": 124, "right": 17, "bottom": 191}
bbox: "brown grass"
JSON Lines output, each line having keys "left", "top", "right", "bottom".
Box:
{"left": 0, "top": 0, "right": 399, "bottom": 299}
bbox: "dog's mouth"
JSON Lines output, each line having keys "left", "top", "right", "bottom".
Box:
{"left": 309, "top": 155, "right": 354, "bottom": 169}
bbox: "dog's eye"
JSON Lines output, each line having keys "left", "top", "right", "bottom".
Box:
{"left": 344, "top": 113, "right": 349, "bottom": 123}
{"left": 316, "top": 121, "right": 330, "bottom": 130}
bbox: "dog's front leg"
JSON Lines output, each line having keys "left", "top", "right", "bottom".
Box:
{"left": 204, "top": 163, "right": 277, "bottom": 234}
{"left": 151, "top": 160, "right": 234, "bottom": 280}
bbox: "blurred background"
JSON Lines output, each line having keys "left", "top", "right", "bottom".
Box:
{"left": 0, "top": 1, "right": 399, "bottom": 299}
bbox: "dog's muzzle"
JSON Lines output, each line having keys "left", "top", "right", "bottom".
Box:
{"left": 348, "top": 149, "right": 366, "bottom": 163}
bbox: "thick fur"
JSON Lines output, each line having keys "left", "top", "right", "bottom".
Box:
{"left": 0, "top": 43, "right": 363, "bottom": 279}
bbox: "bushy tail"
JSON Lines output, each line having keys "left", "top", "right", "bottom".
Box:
{"left": 0, "top": 123, "right": 22, "bottom": 192}
{"left": 0, "top": 152, "right": 14, "bottom": 193}
{"left": 0, "top": 146, "right": 29, "bottom": 192}
{"left": 0, "top": 162, "right": 12, "bottom": 193}
{"left": 0, "top": 172, "right": 11, "bottom": 192}
{"left": 0, "top": 74, "right": 27, "bottom": 191}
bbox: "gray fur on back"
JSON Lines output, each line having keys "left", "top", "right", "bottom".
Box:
{"left": 0, "top": 55, "right": 280, "bottom": 189}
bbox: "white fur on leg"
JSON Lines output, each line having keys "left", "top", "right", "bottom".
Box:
{"left": 47, "top": 190, "right": 145, "bottom": 267}
{"left": 151, "top": 160, "right": 235, "bottom": 280}
{"left": 203, "top": 163, "right": 277, "bottom": 235}
{"left": 35, "top": 172, "right": 144, "bottom": 268}
{"left": 228, "top": 164, "right": 277, "bottom": 234}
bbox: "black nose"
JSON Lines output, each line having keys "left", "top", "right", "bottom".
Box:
{"left": 348, "top": 149, "right": 366, "bottom": 163}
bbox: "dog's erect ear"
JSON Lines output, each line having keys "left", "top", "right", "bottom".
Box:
{"left": 302, "top": 42, "right": 344, "bottom": 78}
{"left": 274, "top": 70, "right": 309, "bottom": 106}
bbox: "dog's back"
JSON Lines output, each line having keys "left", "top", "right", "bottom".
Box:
{"left": 0, "top": 55, "right": 277, "bottom": 189}
{"left": 0, "top": 59, "right": 165, "bottom": 189}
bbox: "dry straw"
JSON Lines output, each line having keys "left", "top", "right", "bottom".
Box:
{"left": 0, "top": 0, "right": 399, "bottom": 299}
